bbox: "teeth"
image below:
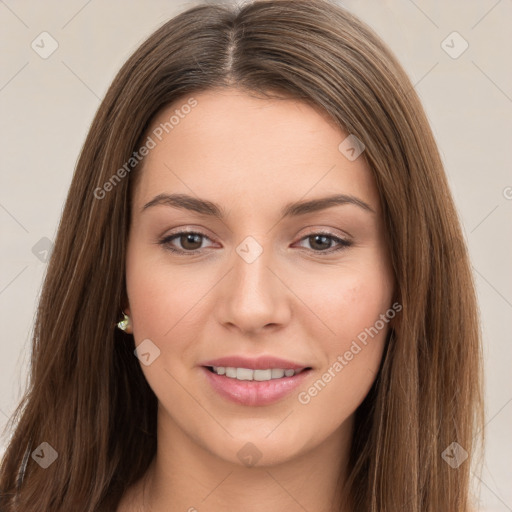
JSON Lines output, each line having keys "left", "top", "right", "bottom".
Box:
{"left": 225, "top": 367, "right": 237, "bottom": 378}
{"left": 237, "top": 368, "right": 253, "bottom": 381}
{"left": 211, "top": 366, "right": 303, "bottom": 381}
{"left": 254, "top": 369, "right": 272, "bottom": 381}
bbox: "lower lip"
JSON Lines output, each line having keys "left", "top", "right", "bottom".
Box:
{"left": 201, "top": 367, "right": 312, "bottom": 406}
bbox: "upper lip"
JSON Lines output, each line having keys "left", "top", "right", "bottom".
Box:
{"left": 200, "top": 355, "right": 311, "bottom": 371}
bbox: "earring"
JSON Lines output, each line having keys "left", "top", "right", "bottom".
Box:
{"left": 117, "top": 312, "right": 132, "bottom": 333}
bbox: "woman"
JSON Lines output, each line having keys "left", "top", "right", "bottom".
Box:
{"left": 0, "top": 0, "right": 484, "bottom": 510}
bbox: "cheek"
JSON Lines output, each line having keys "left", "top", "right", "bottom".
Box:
{"left": 333, "top": 278, "right": 391, "bottom": 344}
{"left": 125, "top": 250, "right": 207, "bottom": 400}
{"left": 293, "top": 279, "right": 392, "bottom": 434}
{"left": 127, "top": 267, "right": 189, "bottom": 336}
{"left": 294, "top": 258, "right": 393, "bottom": 394}
{"left": 295, "top": 257, "right": 394, "bottom": 345}
{"left": 125, "top": 246, "right": 219, "bottom": 361}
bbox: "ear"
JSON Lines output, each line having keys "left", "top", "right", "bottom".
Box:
{"left": 119, "top": 308, "right": 133, "bottom": 334}
{"left": 120, "top": 289, "right": 131, "bottom": 317}
{"left": 123, "top": 304, "right": 132, "bottom": 327}
{"left": 119, "top": 294, "right": 133, "bottom": 333}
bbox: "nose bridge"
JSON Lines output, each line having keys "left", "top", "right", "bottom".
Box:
{"left": 234, "top": 236, "right": 273, "bottom": 295}
{"left": 218, "top": 233, "right": 289, "bottom": 332}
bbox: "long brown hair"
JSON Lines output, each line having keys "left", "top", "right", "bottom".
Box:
{"left": 0, "top": 0, "right": 484, "bottom": 510}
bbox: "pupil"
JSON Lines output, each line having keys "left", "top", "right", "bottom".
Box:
{"left": 182, "top": 233, "right": 201, "bottom": 250}
{"left": 311, "top": 235, "right": 330, "bottom": 250}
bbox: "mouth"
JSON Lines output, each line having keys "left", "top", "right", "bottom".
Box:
{"left": 201, "top": 365, "right": 313, "bottom": 406}
{"left": 205, "top": 365, "right": 312, "bottom": 381}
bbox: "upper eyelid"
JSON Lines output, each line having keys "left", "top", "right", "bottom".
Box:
{"left": 162, "top": 229, "right": 216, "bottom": 244}
{"left": 162, "top": 223, "right": 352, "bottom": 240}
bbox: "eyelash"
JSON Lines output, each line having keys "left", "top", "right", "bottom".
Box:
{"left": 157, "top": 230, "right": 352, "bottom": 256}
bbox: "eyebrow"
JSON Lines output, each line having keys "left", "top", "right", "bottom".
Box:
{"left": 141, "top": 193, "right": 375, "bottom": 218}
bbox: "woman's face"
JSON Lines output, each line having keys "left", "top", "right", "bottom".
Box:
{"left": 125, "top": 88, "right": 395, "bottom": 467}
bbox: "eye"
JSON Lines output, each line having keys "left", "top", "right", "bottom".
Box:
{"left": 294, "top": 232, "right": 352, "bottom": 254}
{"left": 157, "top": 230, "right": 352, "bottom": 255}
{"left": 158, "top": 231, "right": 215, "bottom": 253}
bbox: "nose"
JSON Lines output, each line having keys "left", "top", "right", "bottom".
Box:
{"left": 215, "top": 239, "right": 291, "bottom": 335}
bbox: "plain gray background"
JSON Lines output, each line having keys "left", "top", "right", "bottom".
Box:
{"left": 0, "top": 1, "right": 511, "bottom": 510}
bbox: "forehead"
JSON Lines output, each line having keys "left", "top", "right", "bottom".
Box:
{"left": 133, "top": 88, "right": 380, "bottom": 213}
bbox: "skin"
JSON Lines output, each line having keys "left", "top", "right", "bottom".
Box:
{"left": 118, "top": 88, "right": 395, "bottom": 512}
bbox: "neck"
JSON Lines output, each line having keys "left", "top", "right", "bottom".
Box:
{"left": 134, "top": 411, "right": 354, "bottom": 512}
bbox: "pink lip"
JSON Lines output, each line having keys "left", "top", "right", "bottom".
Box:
{"left": 200, "top": 355, "right": 309, "bottom": 371}
{"left": 201, "top": 367, "right": 313, "bottom": 407}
